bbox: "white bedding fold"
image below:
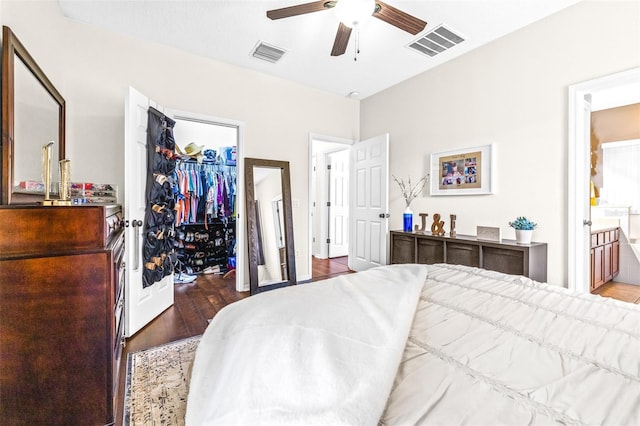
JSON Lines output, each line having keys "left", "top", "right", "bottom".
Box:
{"left": 186, "top": 264, "right": 429, "bottom": 425}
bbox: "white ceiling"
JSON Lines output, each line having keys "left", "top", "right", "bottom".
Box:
{"left": 58, "top": 0, "right": 582, "bottom": 99}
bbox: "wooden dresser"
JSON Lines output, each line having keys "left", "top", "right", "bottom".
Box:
{"left": 0, "top": 204, "right": 124, "bottom": 425}
{"left": 590, "top": 226, "right": 620, "bottom": 291}
{"left": 391, "top": 230, "right": 548, "bottom": 282}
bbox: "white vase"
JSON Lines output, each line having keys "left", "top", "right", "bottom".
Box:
{"left": 515, "top": 229, "right": 533, "bottom": 244}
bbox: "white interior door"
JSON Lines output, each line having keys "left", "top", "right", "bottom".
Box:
{"left": 124, "top": 86, "right": 174, "bottom": 337}
{"left": 577, "top": 96, "right": 592, "bottom": 293}
{"left": 328, "top": 149, "right": 349, "bottom": 258}
{"left": 349, "top": 134, "right": 389, "bottom": 271}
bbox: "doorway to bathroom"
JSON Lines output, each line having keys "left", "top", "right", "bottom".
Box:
{"left": 568, "top": 68, "right": 640, "bottom": 293}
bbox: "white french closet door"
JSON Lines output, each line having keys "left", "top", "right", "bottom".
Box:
{"left": 348, "top": 133, "right": 390, "bottom": 271}
{"left": 124, "top": 86, "right": 174, "bottom": 337}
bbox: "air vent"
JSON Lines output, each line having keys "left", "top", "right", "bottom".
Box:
{"left": 251, "top": 41, "right": 286, "bottom": 63}
{"left": 408, "top": 25, "right": 465, "bottom": 57}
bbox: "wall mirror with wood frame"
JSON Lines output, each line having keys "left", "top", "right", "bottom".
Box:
{"left": 2, "top": 25, "right": 66, "bottom": 205}
{"left": 244, "top": 157, "right": 296, "bottom": 295}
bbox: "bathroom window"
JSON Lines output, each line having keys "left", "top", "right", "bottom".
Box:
{"left": 602, "top": 139, "right": 640, "bottom": 212}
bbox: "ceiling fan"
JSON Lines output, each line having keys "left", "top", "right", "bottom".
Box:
{"left": 266, "top": 0, "right": 427, "bottom": 57}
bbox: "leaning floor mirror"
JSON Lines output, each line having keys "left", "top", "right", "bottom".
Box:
{"left": 244, "top": 157, "right": 296, "bottom": 295}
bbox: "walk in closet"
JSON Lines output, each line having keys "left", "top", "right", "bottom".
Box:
{"left": 171, "top": 117, "right": 238, "bottom": 279}
{"left": 174, "top": 160, "right": 236, "bottom": 275}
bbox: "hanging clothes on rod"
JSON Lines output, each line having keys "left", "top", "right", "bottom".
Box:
{"left": 173, "top": 157, "right": 237, "bottom": 276}
{"left": 174, "top": 160, "right": 237, "bottom": 226}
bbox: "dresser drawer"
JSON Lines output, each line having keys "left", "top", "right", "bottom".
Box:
{"left": 112, "top": 300, "right": 125, "bottom": 410}
{"left": 0, "top": 205, "right": 121, "bottom": 257}
{"left": 112, "top": 231, "right": 125, "bottom": 302}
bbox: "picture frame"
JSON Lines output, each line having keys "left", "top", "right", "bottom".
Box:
{"left": 430, "top": 144, "right": 494, "bottom": 196}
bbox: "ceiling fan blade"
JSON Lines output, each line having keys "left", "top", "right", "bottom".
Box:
{"left": 373, "top": 1, "right": 427, "bottom": 35}
{"left": 331, "top": 23, "right": 352, "bottom": 56}
{"left": 267, "top": 1, "right": 335, "bottom": 20}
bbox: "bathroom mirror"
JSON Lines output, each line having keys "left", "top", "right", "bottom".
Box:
{"left": 245, "top": 157, "right": 296, "bottom": 294}
{"left": 2, "top": 25, "right": 66, "bottom": 205}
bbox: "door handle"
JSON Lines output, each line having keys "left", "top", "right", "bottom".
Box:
{"left": 379, "top": 213, "right": 390, "bottom": 219}
{"left": 583, "top": 220, "right": 592, "bottom": 226}
{"left": 131, "top": 220, "right": 143, "bottom": 270}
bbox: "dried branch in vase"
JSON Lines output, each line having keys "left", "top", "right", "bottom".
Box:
{"left": 392, "top": 173, "right": 429, "bottom": 207}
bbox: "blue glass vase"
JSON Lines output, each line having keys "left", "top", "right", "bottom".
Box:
{"left": 403, "top": 206, "right": 413, "bottom": 232}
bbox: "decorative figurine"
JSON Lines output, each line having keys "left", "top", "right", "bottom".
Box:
{"left": 414, "top": 213, "right": 429, "bottom": 232}
{"left": 40, "top": 141, "right": 55, "bottom": 205}
{"left": 450, "top": 214, "right": 457, "bottom": 237}
{"left": 57, "top": 159, "right": 72, "bottom": 205}
{"left": 39, "top": 141, "right": 72, "bottom": 206}
{"left": 431, "top": 213, "right": 446, "bottom": 236}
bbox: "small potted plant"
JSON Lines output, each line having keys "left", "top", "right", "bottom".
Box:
{"left": 508, "top": 216, "right": 537, "bottom": 244}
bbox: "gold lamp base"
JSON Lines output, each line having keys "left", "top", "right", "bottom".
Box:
{"left": 39, "top": 199, "right": 72, "bottom": 206}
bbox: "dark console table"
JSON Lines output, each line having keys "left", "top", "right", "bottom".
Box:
{"left": 390, "top": 230, "right": 548, "bottom": 282}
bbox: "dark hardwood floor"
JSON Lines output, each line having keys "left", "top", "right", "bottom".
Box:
{"left": 311, "top": 255, "right": 352, "bottom": 280}
{"left": 116, "top": 258, "right": 639, "bottom": 424}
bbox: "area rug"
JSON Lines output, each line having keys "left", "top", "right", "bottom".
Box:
{"left": 124, "top": 335, "right": 201, "bottom": 425}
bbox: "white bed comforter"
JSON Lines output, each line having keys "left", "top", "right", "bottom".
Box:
{"left": 382, "top": 264, "right": 640, "bottom": 426}
{"left": 187, "top": 263, "right": 640, "bottom": 425}
{"left": 186, "top": 264, "right": 429, "bottom": 425}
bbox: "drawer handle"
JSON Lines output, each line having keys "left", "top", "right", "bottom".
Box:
{"left": 583, "top": 219, "right": 592, "bottom": 226}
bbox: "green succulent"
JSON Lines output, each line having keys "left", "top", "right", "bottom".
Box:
{"left": 509, "top": 216, "right": 537, "bottom": 230}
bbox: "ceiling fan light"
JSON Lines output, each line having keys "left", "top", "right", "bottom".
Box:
{"left": 334, "top": 0, "right": 375, "bottom": 28}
